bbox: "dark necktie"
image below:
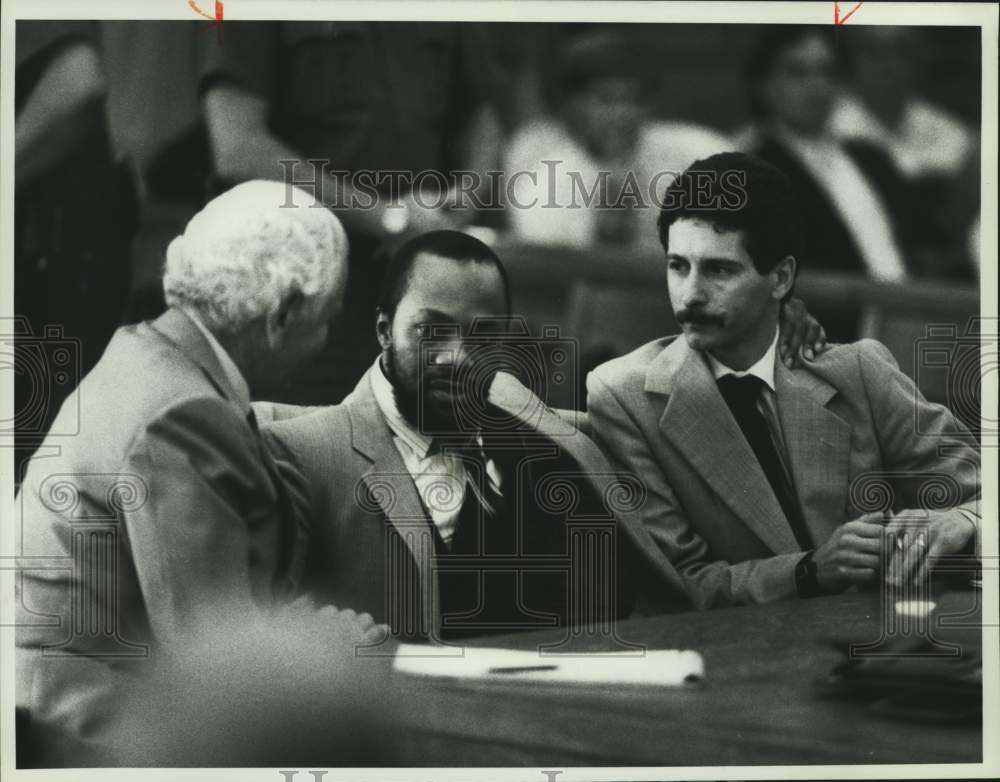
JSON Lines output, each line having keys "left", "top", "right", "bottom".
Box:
{"left": 716, "top": 374, "right": 812, "bottom": 550}
{"left": 448, "top": 444, "right": 504, "bottom": 556}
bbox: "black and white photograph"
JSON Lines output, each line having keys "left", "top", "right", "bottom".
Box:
{"left": 1, "top": 0, "right": 996, "bottom": 778}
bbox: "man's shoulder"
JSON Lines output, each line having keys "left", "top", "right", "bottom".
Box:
{"left": 265, "top": 404, "right": 349, "bottom": 448}
{"left": 589, "top": 336, "right": 681, "bottom": 392}
{"left": 51, "top": 323, "right": 225, "bottom": 453}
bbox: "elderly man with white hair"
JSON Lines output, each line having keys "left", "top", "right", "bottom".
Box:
{"left": 15, "top": 180, "right": 370, "bottom": 766}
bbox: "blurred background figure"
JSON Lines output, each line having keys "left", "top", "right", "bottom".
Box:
{"left": 505, "top": 26, "right": 732, "bottom": 251}
{"left": 830, "top": 26, "right": 979, "bottom": 281}
{"left": 197, "top": 21, "right": 505, "bottom": 405}
{"left": 14, "top": 21, "right": 138, "bottom": 477}
{"left": 9, "top": 19, "right": 982, "bottom": 464}
{"left": 742, "top": 26, "right": 939, "bottom": 342}
{"left": 831, "top": 27, "right": 974, "bottom": 182}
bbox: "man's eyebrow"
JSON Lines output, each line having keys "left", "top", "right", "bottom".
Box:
{"left": 703, "top": 256, "right": 743, "bottom": 265}
{"left": 414, "top": 308, "right": 457, "bottom": 323}
{"left": 667, "top": 254, "right": 742, "bottom": 266}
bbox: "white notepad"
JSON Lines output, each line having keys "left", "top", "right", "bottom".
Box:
{"left": 393, "top": 645, "right": 704, "bottom": 686}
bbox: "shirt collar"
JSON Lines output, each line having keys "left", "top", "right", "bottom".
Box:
{"left": 707, "top": 328, "right": 779, "bottom": 392}
{"left": 369, "top": 355, "right": 436, "bottom": 459}
{"left": 181, "top": 307, "right": 252, "bottom": 412}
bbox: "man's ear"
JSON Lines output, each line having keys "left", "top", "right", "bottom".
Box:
{"left": 265, "top": 289, "right": 305, "bottom": 347}
{"left": 375, "top": 309, "right": 392, "bottom": 350}
{"left": 771, "top": 255, "right": 797, "bottom": 301}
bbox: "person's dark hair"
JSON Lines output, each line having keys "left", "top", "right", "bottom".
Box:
{"left": 377, "top": 230, "right": 512, "bottom": 318}
{"left": 744, "top": 25, "right": 846, "bottom": 118}
{"left": 657, "top": 151, "right": 800, "bottom": 277}
{"left": 545, "top": 27, "right": 652, "bottom": 108}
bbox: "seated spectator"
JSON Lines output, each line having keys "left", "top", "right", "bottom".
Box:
{"left": 829, "top": 26, "right": 978, "bottom": 280}
{"left": 830, "top": 27, "right": 975, "bottom": 183}
{"left": 504, "top": 28, "right": 732, "bottom": 251}
{"left": 741, "top": 26, "right": 951, "bottom": 341}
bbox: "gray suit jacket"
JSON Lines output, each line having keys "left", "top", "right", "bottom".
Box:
{"left": 16, "top": 308, "right": 297, "bottom": 764}
{"left": 587, "top": 336, "right": 981, "bottom": 609}
{"left": 261, "top": 367, "right": 689, "bottom": 640}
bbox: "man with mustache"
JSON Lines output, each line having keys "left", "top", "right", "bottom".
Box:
{"left": 586, "top": 152, "right": 980, "bottom": 609}
{"left": 261, "top": 230, "right": 692, "bottom": 642}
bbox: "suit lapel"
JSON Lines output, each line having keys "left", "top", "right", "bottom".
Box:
{"left": 149, "top": 308, "right": 242, "bottom": 408}
{"left": 651, "top": 339, "right": 800, "bottom": 555}
{"left": 347, "top": 371, "right": 440, "bottom": 636}
{"left": 774, "top": 360, "right": 851, "bottom": 543}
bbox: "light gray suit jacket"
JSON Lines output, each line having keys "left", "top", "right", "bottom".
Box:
{"left": 260, "top": 367, "right": 690, "bottom": 640}
{"left": 587, "top": 336, "right": 981, "bottom": 609}
{"left": 16, "top": 308, "right": 298, "bottom": 765}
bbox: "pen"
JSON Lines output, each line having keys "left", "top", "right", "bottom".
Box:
{"left": 488, "top": 665, "right": 558, "bottom": 674}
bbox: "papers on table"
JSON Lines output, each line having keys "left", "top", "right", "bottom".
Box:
{"left": 393, "top": 644, "right": 704, "bottom": 686}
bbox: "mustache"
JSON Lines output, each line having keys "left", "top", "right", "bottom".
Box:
{"left": 675, "top": 309, "right": 725, "bottom": 327}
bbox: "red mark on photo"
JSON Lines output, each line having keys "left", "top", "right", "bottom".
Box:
{"left": 834, "top": 1, "right": 864, "bottom": 25}
{"left": 189, "top": 0, "right": 223, "bottom": 21}
{"left": 189, "top": 0, "right": 224, "bottom": 43}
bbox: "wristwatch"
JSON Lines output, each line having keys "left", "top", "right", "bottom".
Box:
{"left": 794, "top": 550, "right": 823, "bottom": 598}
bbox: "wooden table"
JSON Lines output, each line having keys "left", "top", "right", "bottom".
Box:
{"left": 391, "top": 589, "right": 982, "bottom": 766}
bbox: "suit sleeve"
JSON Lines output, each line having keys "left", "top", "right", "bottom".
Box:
{"left": 251, "top": 400, "right": 325, "bottom": 426}
{"left": 123, "top": 397, "right": 277, "bottom": 641}
{"left": 586, "top": 372, "right": 803, "bottom": 609}
{"left": 259, "top": 420, "right": 317, "bottom": 544}
{"left": 856, "top": 339, "right": 981, "bottom": 554}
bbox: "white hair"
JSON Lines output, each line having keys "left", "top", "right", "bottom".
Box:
{"left": 163, "top": 180, "right": 349, "bottom": 333}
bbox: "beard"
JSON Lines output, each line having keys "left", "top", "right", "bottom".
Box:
{"left": 383, "top": 347, "right": 471, "bottom": 437}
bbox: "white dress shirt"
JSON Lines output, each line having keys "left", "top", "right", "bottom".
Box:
{"left": 369, "top": 357, "right": 502, "bottom": 547}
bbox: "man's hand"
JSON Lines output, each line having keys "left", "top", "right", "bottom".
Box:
{"left": 282, "top": 595, "right": 389, "bottom": 648}
{"left": 813, "top": 512, "right": 884, "bottom": 590}
{"left": 884, "top": 511, "right": 977, "bottom": 591}
{"left": 778, "top": 297, "right": 827, "bottom": 368}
